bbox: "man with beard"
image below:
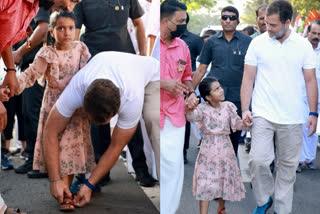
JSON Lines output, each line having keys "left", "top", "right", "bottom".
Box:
{"left": 193, "top": 6, "right": 252, "bottom": 157}
{"left": 297, "top": 19, "right": 320, "bottom": 172}
{"left": 241, "top": 1, "right": 318, "bottom": 214}
{"left": 251, "top": 4, "right": 268, "bottom": 39}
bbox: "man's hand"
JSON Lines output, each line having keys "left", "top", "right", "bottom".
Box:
{"left": 161, "top": 79, "right": 189, "bottom": 99}
{"left": 0, "top": 88, "right": 10, "bottom": 102}
{"left": 50, "top": 180, "right": 72, "bottom": 204}
{"left": 306, "top": 115, "right": 318, "bottom": 137}
{"left": 242, "top": 110, "right": 253, "bottom": 127}
{"left": 73, "top": 185, "right": 92, "bottom": 207}
{"left": 186, "top": 93, "right": 199, "bottom": 110}
{"left": 0, "top": 102, "right": 7, "bottom": 132}
{"left": 2, "top": 71, "right": 19, "bottom": 97}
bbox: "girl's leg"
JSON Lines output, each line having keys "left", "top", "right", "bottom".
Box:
{"left": 199, "top": 200, "right": 209, "bottom": 214}
{"left": 217, "top": 198, "right": 226, "bottom": 214}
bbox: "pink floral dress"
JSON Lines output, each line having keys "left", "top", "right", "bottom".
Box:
{"left": 18, "top": 41, "right": 96, "bottom": 177}
{"left": 186, "top": 101, "right": 246, "bottom": 201}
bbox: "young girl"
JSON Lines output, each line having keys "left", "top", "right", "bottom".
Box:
{"left": 186, "top": 77, "right": 249, "bottom": 214}
{"left": 17, "top": 11, "right": 95, "bottom": 211}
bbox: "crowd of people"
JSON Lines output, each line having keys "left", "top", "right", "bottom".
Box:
{"left": 1, "top": 0, "right": 160, "bottom": 213}
{"left": 160, "top": 0, "right": 319, "bottom": 214}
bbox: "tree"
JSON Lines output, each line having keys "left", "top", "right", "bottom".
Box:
{"left": 241, "top": 0, "right": 269, "bottom": 25}
{"left": 180, "top": 0, "right": 216, "bottom": 12}
{"left": 290, "top": 0, "right": 320, "bottom": 19}
{"left": 188, "top": 13, "right": 220, "bottom": 34}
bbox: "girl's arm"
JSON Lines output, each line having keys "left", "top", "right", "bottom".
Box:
{"left": 17, "top": 55, "right": 48, "bottom": 95}
{"left": 186, "top": 104, "right": 203, "bottom": 123}
{"left": 229, "top": 102, "right": 250, "bottom": 131}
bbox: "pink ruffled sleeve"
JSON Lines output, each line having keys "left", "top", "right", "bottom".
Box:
{"left": 186, "top": 104, "right": 204, "bottom": 123}
{"left": 79, "top": 41, "right": 91, "bottom": 69}
{"left": 227, "top": 101, "right": 248, "bottom": 132}
{"left": 17, "top": 46, "right": 57, "bottom": 94}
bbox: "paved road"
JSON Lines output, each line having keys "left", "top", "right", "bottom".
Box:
{"left": 0, "top": 158, "right": 159, "bottom": 214}
{"left": 177, "top": 131, "right": 320, "bottom": 214}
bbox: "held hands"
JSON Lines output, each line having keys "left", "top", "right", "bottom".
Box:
{"left": 2, "top": 71, "right": 19, "bottom": 97}
{"left": 242, "top": 109, "right": 253, "bottom": 127}
{"left": 0, "top": 88, "right": 10, "bottom": 102}
{"left": 306, "top": 115, "right": 318, "bottom": 137}
{"left": 185, "top": 92, "right": 199, "bottom": 112}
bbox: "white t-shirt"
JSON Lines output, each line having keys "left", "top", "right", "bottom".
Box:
{"left": 56, "top": 51, "right": 160, "bottom": 129}
{"left": 245, "top": 31, "right": 316, "bottom": 124}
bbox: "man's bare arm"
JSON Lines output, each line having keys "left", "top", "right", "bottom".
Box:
{"left": 132, "top": 17, "right": 147, "bottom": 56}
{"left": 240, "top": 64, "right": 257, "bottom": 126}
{"left": 43, "top": 106, "right": 70, "bottom": 180}
{"left": 192, "top": 64, "right": 208, "bottom": 89}
{"left": 303, "top": 68, "right": 318, "bottom": 136}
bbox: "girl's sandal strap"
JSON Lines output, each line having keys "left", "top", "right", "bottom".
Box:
{"left": 217, "top": 207, "right": 226, "bottom": 214}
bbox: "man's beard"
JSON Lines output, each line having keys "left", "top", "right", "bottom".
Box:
{"left": 270, "top": 24, "right": 287, "bottom": 40}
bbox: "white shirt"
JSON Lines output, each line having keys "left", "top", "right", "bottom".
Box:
{"left": 245, "top": 31, "right": 316, "bottom": 124}
{"left": 56, "top": 51, "right": 160, "bottom": 129}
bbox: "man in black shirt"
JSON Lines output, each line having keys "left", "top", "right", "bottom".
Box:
{"left": 193, "top": 6, "right": 252, "bottom": 156}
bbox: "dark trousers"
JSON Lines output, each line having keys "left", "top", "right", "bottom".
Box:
{"left": 91, "top": 121, "right": 148, "bottom": 174}
{"left": 22, "top": 82, "right": 45, "bottom": 161}
{"left": 183, "top": 121, "right": 190, "bottom": 156}
{"left": 230, "top": 130, "right": 241, "bottom": 157}
{"left": 3, "top": 94, "right": 25, "bottom": 141}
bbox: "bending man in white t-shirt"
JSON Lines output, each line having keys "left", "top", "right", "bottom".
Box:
{"left": 42, "top": 51, "right": 160, "bottom": 207}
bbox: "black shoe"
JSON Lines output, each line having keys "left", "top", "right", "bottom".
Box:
{"left": 97, "top": 172, "right": 111, "bottom": 186}
{"left": 136, "top": 172, "right": 156, "bottom": 187}
{"left": 10, "top": 148, "right": 21, "bottom": 156}
{"left": 27, "top": 170, "right": 48, "bottom": 178}
{"left": 15, "top": 161, "right": 32, "bottom": 174}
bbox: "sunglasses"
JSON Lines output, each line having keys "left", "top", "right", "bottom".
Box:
{"left": 221, "top": 15, "right": 237, "bottom": 21}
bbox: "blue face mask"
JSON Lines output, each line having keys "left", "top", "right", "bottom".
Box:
{"left": 168, "top": 19, "right": 186, "bottom": 38}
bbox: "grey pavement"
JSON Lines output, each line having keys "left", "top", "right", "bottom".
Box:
{"left": 0, "top": 157, "right": 159, "bottom": 214}
{"left": 177, "top": 131, "right": 320, "bottom": 214}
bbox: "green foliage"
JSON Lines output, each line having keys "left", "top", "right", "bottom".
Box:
{"left": 188, "top": 12, "right": 220, "bottom": 34}
{"left": 241, "top": 0, "right": 269, "bottom": 24}
{"left": 180, "top": 0, "right": 217, "bottom": 12}
{"left": 290, "top": 0, "right": 320, "bottom": 19}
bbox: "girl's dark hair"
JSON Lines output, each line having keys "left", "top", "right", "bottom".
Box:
{"left": 47, "top": 11, "right": 76, "bottom": 46}
{"left": 199, "top": 77, "right": 218, "bottom": 102}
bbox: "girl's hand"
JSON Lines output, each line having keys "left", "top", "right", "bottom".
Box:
{"left": 0, "top": 88, "right": 10, "bottom": 102}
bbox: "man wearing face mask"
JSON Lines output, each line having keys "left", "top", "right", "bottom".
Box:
{"left": 193, "top": 6, "right": 252, "bottom": 157}
{"left": 160, "top": 0, "right": 198, "bottom": 213}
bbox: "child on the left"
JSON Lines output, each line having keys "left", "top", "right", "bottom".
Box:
{"left": 16, "top": 11, "right": 95, "bottom": 212}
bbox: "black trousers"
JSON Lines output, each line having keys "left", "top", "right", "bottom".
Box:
{"left": 90, "top": 121, "right": 149, "bottom": 174}
{"left": 3, "top": 94, "right": 25, "bottom": 141}
{"left": 22, "top": 82, "right": 45, "bottom": 161}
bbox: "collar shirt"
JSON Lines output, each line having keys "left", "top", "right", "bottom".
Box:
{"left": 0, "top": 0, "right": 39, "bottom": 52}
{"left": 197, "top": 31, "right": 252, "bottom": 110}
{"left": 73, "top": 0, "right": 144, "bottom": 56}
{"left": 160, "top": 37, "right": 192, "bottom": 130}
{"left": 245, "top": 31, "right": 316, "bottom": 124}
{"left": 250, "top": 31, "right": 261, "bottom": 39}
{"left": 180, "top": 30, "right": 204, "bottom": 71}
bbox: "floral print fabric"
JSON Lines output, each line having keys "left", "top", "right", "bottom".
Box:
{"left": 186, "top": 101, "right": 246, "bottom": 201}
{"left": 18, "top": 41, "right": 95, "bottom": 177}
